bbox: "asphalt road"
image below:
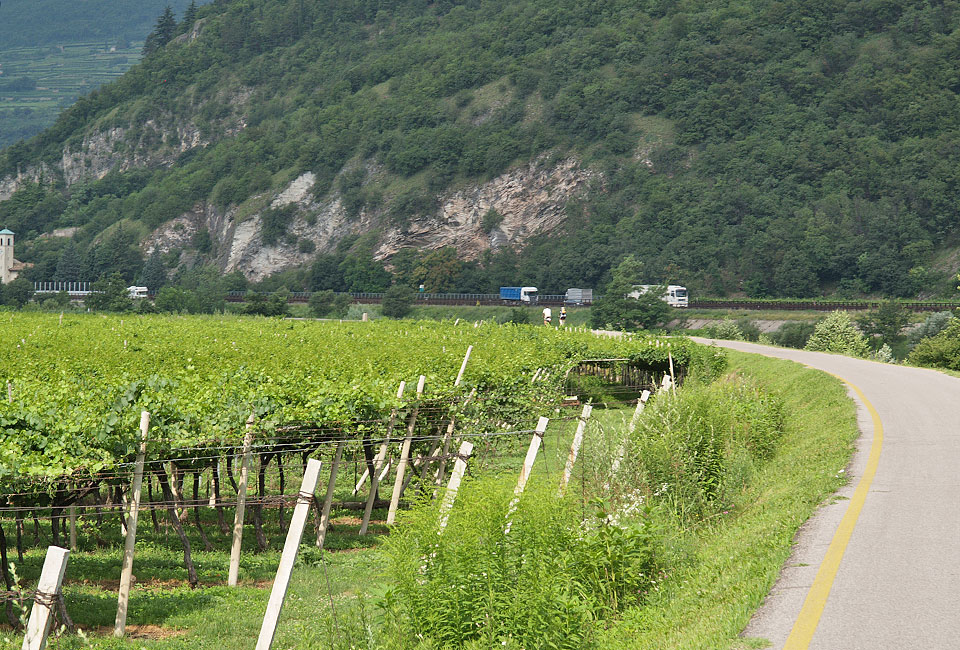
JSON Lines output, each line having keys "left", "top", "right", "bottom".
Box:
{"left": 692, "top": 339, "right": 960, "bottom": 649}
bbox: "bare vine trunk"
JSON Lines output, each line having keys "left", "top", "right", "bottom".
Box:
{"left": 213, "top": 463, "right": 229, "bottom": 535}
{"left": 14, "top": 508, "right": 23, "bottom": 562}
{"left": 0, "top": 524, "right": 18, "bottom": 627}
{"left": 192, "top": 472, "right": 213, "bottom": 551}
{"left": 154, "top": 467, "right": 199, "bottom": 588}
{"left": 148, "top": 476, "right": 161, "bottom": 534}
{"left": 277, "top": 454, "right": 286, "bottom": 534}
{"left": 252, "top": 453, "right": 270, "bottom": 552}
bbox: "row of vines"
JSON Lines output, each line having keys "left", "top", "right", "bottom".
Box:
{"left": 0, "top": 314, "right": 721, "bottom": 565}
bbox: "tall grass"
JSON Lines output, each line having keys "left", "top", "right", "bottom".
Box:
{"left": 380, "top": 479, "right": 662, "bottom": 650}
{"left": 378, "top": 371, "right": 794, "bottom": 649}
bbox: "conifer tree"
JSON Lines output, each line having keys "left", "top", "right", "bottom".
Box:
{"left": 143, "top": 6, "right": 177, "bottom": 55}
{"left": 141, "top": 249, "right": 167, "bottom": 291}
{"left": 183, "top": 1, "right": 198, "bottom": 26}
{"left": 54, "top": 241, "right": 81, "bottom": 282}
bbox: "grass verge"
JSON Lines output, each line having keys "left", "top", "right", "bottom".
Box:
{"left": 600, "top": 350, "right": 859, "bottom": 648}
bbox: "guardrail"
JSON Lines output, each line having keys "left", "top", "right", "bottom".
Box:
{"left": 689, "top": 298, "right": 960, "bottom": 312}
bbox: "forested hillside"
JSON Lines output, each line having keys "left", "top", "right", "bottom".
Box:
{"left": 2, "top": 0, "right": 960, "bottom": 299}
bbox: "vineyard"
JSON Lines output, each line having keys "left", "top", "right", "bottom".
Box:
{"left": 0, "top": 42, "right": 144, "bottom": 147}
{"left": 0, "top": 313, "right": 726, "bottom": 648}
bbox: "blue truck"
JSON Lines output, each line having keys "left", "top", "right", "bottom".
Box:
{"left": 499, "top": 286, "right": 539, "bottom": 304}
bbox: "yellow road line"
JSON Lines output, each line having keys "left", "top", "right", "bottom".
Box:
{"left": 783, "top": 377, "right": 884, "bottom": 649}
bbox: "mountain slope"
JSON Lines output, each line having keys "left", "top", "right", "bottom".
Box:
{"left": 2, "top": 0, "right": 960, "bottom": 297}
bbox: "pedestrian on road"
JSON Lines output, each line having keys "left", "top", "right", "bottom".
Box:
{"left": 542, "top": 306, "right": 552, "bottom": 326}
{"left": 559, "top": 306, "right": 567, "bottom": 327}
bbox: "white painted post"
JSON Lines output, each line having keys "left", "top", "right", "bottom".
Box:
{"left": 361, "top": 382, "right": 405, "bottom": 534}
{"left": 435, "top": 354, "right": 476, "bottom": 487}
{"left": 421, "top": 347, "right": 470, "bottom": 488}
{"left": 208, "top": 465, "right": 217, "bottom": 507}
{"left": 559, "top": 404, "right": 593, "bottom": 495}
{"left": 315, "top": 441, "right": 344, "bottom": 549}
{"left": 387, "top": 375, "right": 425, "bottom": 525}
{"left": 505, "top": 417, "right": 548, "bottom": 533}
{"left": 114, "top": 411, "right": 150, "bottom": 637}
{"left": 354, "top": 381, "right": 406, "bottom": 496}
{"left": 228, "top": 413, "right": 255, "bottom": 587}
{"left": 668, "top": 351, "right": 677, "bottom": 396}
{"left": 604, "top": 390, "right": 651, "bottom": 492}
{"left": 21, "top": 546, "right": 69, "bottom": 650}
{"left": 255, "top": 458, "right": 322, "bottom": 650}
{"left": 454, "top": 345, "right": 472, "bottom": 386}
{"left": 436, "top": 440, "right": 473, "bottom": 534}
{"left": 377, "top": 458, "right": 391, "bottom": 482}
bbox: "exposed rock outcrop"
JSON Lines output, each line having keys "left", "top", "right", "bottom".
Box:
{"left": 375, "top": 156, "right": 595, "bottom": 261}
{"left": 141, "top": 157, "right": 595, "bottom": 281}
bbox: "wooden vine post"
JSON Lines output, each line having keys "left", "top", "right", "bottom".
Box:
{"left": 437, "top": 440, "right": 474, "bottom": 534}
{"left": 505, "top": 417, "right": 549, "bottom": 533}
{"left": 604, "top": 390, "right": 650, "bottom": 492}
{"left": 255, "top": 458, "right": 322, "bottom": 650}
{"left": 21, "top": 546, "right": 69, "bottom": 650}
{"left": 559, "top": 404, "right": 593, "bottom": 495}
{"left": 315, "top": 440, "right": 344, "bottom": 549}
{"left": 360, "top": 381, "right": 405, "bottom": 535}
{"left": 68, "top": 506, "right": 76, "bottom": 552}
{"left": 668, "top": 350, "right": 677, "bottom": 396}
{"left": 353, "top": 381, "right": 406, "bottom": 495}
{"left": 228, "top": 413, "right": 255, "bottom": 587}
{"left": 433, "top": 345, "right": 473, "bottom": 487}
{"left": 387, "top": 375, "right": 425, "bottom": 525}
{"left": 114, "top": 411, "right": 150, "bottom": 637}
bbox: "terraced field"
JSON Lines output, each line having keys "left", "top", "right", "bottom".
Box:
{"left": 0, "top": 41, "right": 142, "bottom": 147}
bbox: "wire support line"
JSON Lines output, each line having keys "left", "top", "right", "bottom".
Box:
{"left": 0, "top": 429, "right": 543, "bottom": 494}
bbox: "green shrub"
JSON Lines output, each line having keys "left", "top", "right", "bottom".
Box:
{"left": 874, "top": 343, "right": 895, "bottom": 363}
{"left": 381, "top": 480, "right": 662, "bottom": 649}
{"left": 908, "top": 318, "right": 960, "bottom": 370}
{"left": 804, "top": 310, "right": 870, "bottom": 358}
{"left": 771, "top": 320, "right": 818, "bottom": 349}
{"left": 908, "top": 311, "right": 954, "bottom": 344}
{"left": 703, "top": 318, "right": 744, "bottom": 341}
{"left": 496, "top": 307, "right": 530, "bottom": 324}
{"left": 308, "top": 290, "right": 351, "bottom": 318}
{"left": 734, "top": 317, "right": 762, "bottom": 342}
{"left": 381, "top": 284, "right": 414, "bottom": 319}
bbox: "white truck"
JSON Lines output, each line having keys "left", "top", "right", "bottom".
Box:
{"left": 629, "top": 284, "right": 689, "bottom": 308}
{"left": 564, "top": 288, "right": 593, "bottom": 305}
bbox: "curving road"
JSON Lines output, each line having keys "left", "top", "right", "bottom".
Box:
{"left": 692, "top": 339, "right": 960, "bottom": 649}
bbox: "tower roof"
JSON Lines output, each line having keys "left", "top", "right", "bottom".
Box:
{"left": 0, "top": 229, "right": 13, "bottom": 235}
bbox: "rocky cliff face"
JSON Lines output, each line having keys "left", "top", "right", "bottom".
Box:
{"left": 0, "top": 164, "right": 52, "bottom": 202}
{"left": 1, "top": 84, "right": 249, "bottom": 197}
{"left": 140, "top": 156, "right": 595, "bottom": 281}
{"left": 375, "top": 157, "right": 595, "bottom": 262}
